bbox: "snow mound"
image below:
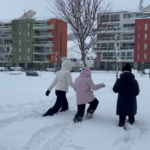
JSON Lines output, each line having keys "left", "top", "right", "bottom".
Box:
{"left": 9, "top": 71, "right": 21, "bottom": 75}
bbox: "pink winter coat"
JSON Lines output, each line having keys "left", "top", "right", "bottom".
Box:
{"left": 74, "top": 67, "right": 104, "bottom": 105}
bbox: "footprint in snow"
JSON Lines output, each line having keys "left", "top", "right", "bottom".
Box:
{"left": 113, "top": 122, "right": 149, "bottom": 150}
{"left": 23, "top": 122, "right": 81, "bottom": 150}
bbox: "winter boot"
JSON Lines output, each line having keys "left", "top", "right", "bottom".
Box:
{"left": 86, "top": 110, "right": 94, "bottom": 119}
{"left": 73, "top": 116, "right": 83, "bottom": 123}
{"left": 128, "top": 116, "right": 135, "bottom": 125}
{"left": 42, "top": 108, "right": 54, "bottom": 117}
{"left": 59, "top": 108, "right": 68, "bottom": 112}
{"left": 118, "top": 121, "right": 125, "bottom": 127}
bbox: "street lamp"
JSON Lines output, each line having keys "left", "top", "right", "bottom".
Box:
{"left": 107, "top": 34, "right": 110, "bottom": 74}
{"left": 59, "top": 34, "right": 62, "bottom": 69}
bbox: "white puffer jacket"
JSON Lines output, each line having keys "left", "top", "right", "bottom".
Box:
{"left": 47, "top": 60, "right": 74, "bottom": 92}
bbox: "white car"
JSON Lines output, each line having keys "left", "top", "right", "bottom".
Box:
{"left": 46, "top": 68, "right": 56, "bottom": 72}
{"left": 0, "top": 67, "right": 8, "bottom": 71}
{"left": 10, "top": 67, "right": 23, "bottom": 71}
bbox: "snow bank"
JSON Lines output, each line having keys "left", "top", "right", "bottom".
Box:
{"left": 9, "top": 71, "right": 21, "bottom": 75}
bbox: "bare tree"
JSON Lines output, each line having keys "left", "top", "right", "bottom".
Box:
{"left": 114, "top": 34, "right": 120, "bottom": 79}
{"left": 0, "top": 43, "right": 12, "bottom": 71}
{"left": 47, "top": 0, "right": 112, "bottom": 66}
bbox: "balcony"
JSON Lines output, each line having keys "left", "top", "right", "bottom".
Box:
{"left": 124, "top": 16, "right": 142, "bottom": 19}
{"left": 120, "top": 46, "right": 134, "bottom": 50}
{"left": 0, "top": 26, "right": 12, "bottom": 31}
{"left": 33, "top": 49, "right": 54, "bottom": 55}
{"left": 0, "top": 42, "right": 12, "bottom": 47}
{"left": 33, "top": 58, "right": 50, "bottom": 63}
{"left": 100, "top": 19, "right": 109, "bottom": 23}
{"left": 102, "top": 56, "right": 133, "bottom": 61}
{"left": 93, "top": 47, "right": 114, "bottom": 51}
{"left": 33, "top": 24, "right": 54, "bottom": 30}
{"left": 93, "top": 46, "right": 134, "bottom": 51}
{"left": 33, "top": 41, "right": 54, "bottom": 47}
{"left": 0, "top": 34, "right": 12, "bottom": 39}
{"left": 99, "top": 36, "right": 134, "bottom": 41}
{"left": 99, "top": 26, "right": 134, "bottom": 33}
{"left": 33, "top": 33, "right": 54, "bottom": 38}
{"left": 110, "top": 18, "right": 120, "bottom": 22}
{"left": 120, "top": 56, "right": 133, "bottom": 60}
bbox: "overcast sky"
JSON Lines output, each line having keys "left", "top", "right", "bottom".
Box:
{"left": 0, "top": 0, "right": 150, "bottom": 20}
{"left": 0, "top": 0, "right": 149, "bottom": 34}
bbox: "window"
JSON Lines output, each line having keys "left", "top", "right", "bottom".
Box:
{"left": 121, "top": 52, "right": 126, "bottom": 60}
{"left": 19, "top": 40, "right": 21, "bottom": 45}
{"left": 51, "top": 55, "right": 53, "bottom": 61}
{"left": 97, "top": 43, "right": 100, "bottom": 47}
{"left": 137, "top": 54, "right": 139, "bottom": 60}
{"left": 19, "top": 32, "right": 21, "bottom": 37}
{"left": 110, "top": 14, "right": 120, "bottom": 22}
{"left": 19, "top": 56, "right": 21, "bottom": 61}
{"left": 19, "top": 48, "right": 21, "bottom": 52}
{"left": 145, "top": 24, "right": 148, "bottom": 30}
{"left": 144, "top": 43, "right": 147, "bottom": 50}
{"left": 28, "top": 31, "right": 30, "bottom": 36}
{"left": 28, "top": 48, "right": 30, "bottom": 53}
{"left": 27, "top": 40, "right": 30, "bottom": 45}
{"left": 145, "top": 34, "right": 147, "bottom": 40}
{"left": 139, "top": 24, "right": 140, "bottom": 30}
{"left": 23, "top": 40, "right": 25, "bottom": 45}
{"left": 100, "top": 15, "right": 109, "bottom": 23}
{"left": 19, "top": 23, "right": 21, "bottom": 29}
{"left": 27, "top": 23, "right": 30, "bottom": 29}
{"left": 28, "top": 56, "right": 30, "bottom": 61}
{"left": 144, "top": 53, "right": 147, "bottom": 60}
{"left": 138, "top": 34, "right": 140, "bottom": 40}
{"left": 138, "top": 44, "right": 139, "bottom": 50}
{"left": 127, "top": 52, "right": 132, "bottom": 60}
{"left": 101, "top": 43, "right": 107, "bottom": 50}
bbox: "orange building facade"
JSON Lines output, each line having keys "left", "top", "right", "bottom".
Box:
{"left": 47, "top": 19, "right": 67, "bottom": 64}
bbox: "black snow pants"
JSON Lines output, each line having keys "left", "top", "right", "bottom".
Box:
{"left": 74, "top": 98, "right": 99, "bottom": 119}
{"left": 43, "top": 90, "right": 68, "bottom": 116}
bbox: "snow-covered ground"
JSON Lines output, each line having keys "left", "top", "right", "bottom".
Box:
{"left": 0, "top": 70, "right": 150, "bottom": 150}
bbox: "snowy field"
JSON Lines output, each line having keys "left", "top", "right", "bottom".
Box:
{"left": 0, "top": 70, "right": 150, "bottom": 150}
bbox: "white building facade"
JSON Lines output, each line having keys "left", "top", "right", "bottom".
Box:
{"left": 93, "top": 5, "right": 150, "bottom": 71}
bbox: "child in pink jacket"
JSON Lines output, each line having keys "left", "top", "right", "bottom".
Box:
{"left": 73, "top": 67, "right": 105, "bottom": 122}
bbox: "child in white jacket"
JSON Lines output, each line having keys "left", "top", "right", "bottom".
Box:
{"left": 43, "top": 60, "right": 74, "bottom": 116}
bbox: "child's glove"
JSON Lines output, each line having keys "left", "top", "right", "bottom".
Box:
{"left": 101, "top": 83, "right": 105, "bottom": 87}
{"left": 45, "top": 90, "right": 50, "bottom": 96}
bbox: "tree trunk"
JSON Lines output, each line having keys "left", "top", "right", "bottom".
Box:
{"left": 82, "top": 56, "right": 87, "bottom": 67}
{"left": 116, "top": 61, "right": 118, "bottom": 79}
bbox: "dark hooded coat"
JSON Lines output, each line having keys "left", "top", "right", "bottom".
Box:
{"left": 113, "top": 71, "right": 140, "bottom": 116}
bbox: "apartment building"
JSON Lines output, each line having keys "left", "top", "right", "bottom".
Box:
{"left": 93, "top": 5, "right": 150, "bottom": 71}
{"left": 134, "top": 17, "right": 150, "bottom": 70}
{"left": 0, "top": 10, "right": 67, "bottom": 70}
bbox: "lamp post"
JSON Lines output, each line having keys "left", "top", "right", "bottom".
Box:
{"left": 107, "top": 34, "right": 110, "bottom": 74}
{"left": 60, "top": 34, "right": 62, "bottom": 69}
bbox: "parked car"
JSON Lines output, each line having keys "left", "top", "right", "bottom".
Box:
{"left": 10, "top": 67, "right": 23, "bottom": 71}
{"left": 0, "top": 67, "right": 8, "bottom": 71}
{"left": 46, "top": 68, "right": 56, "bottom": 72}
